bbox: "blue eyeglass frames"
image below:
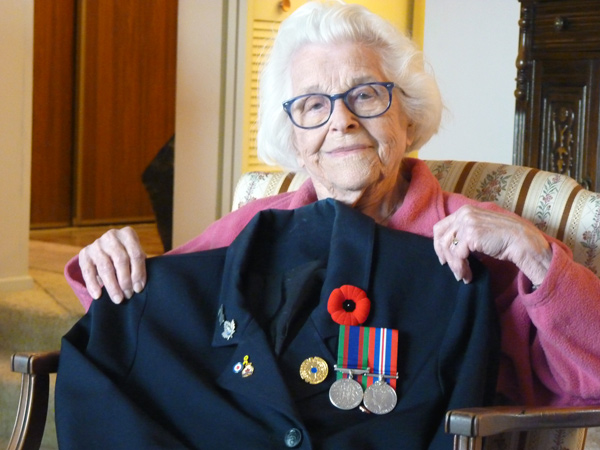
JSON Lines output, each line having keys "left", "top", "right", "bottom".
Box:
{"left": 282, "top": 81, "right": 395, "bottom": 129}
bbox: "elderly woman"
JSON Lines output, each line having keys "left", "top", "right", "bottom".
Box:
{"left": 66, "top": 1, "right": 600, "bottom": 410}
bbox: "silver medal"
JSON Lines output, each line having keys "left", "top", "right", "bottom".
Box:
{"left": 363, "top": 379, "right": 397, "bottom": 415}
{"left": 329, "top": 376, "right": 364, "bottom": 410}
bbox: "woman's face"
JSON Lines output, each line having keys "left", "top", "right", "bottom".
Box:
{"left": 290, "top": 42, "right": 414, "bottom": 205}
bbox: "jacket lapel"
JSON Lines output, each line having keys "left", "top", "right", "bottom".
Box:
{"left": 211, "top": 199, "right": 377, "bottom": 409}
{"left": 215, "top": 318, "right": 301, "bottom": 419}
{"left": 310, "top": 200, "right": 375, "bottom": 337}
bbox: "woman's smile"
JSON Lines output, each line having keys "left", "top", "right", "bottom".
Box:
{"left": 325, "top": 144, "right": 372, "bottom": 156}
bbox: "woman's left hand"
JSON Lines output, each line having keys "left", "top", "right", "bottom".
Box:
{"left": 433, "top": 205, "right": 553, "bottom": 287}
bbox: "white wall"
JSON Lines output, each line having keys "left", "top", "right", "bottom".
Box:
{"left": 421, "top": 0, "right": 520, "bottom": 163}
{"left": 173, "top": 0, "right": 245, "bottom": 247}
{"left": 0, "top": 0, "right": 34, "bottom": 291}
{"left": 173, "top": 0, "right": 227, "bottom": 247}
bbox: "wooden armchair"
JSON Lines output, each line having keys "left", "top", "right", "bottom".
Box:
{"left": 8, "top": 160, "right": 600, "bottom": 450}
{"left": 8, "top": 351, "right": 59, "bottom": 450}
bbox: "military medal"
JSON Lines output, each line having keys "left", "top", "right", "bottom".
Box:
{"left": 358, "top": 326, "right": 399, "bottom": 414}
{"left": 331, "top": 323, "right": 399, "bottom": 414}
{"left": 363, "top": 377, "right": 397, "bottom": 415}
{"left": 299, "top": 357, "right": 329, "bottom": 384}
{"left": 329, "top": 373, "right": 364, "bottom": 410}
{"left": 335, "top": 326, "right": 398, "bottom": 389}
{"left": 327, "top": 285, "right": 400, "bottom": 414}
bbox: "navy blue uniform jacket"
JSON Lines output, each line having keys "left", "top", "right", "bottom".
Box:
{"left": 56, "top": 199, "right": 499, "bottom": 449}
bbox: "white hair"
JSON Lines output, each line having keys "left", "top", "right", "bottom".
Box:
{"left": 257, "top": 1, "right": 443, "bottom": 171}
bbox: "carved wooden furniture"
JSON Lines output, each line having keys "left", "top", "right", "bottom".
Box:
{"left": 514, "top": 0, "right": 600, "bottom": 192}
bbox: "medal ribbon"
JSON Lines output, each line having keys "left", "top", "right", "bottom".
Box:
{"left": 337, "top": 325, "right": 398, "bottom": 389}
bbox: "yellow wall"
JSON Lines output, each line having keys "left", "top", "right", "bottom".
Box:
{"left": 412, "top": 0, "right": 425, "bottom": 49}
{"left": 241, "top": 0, "right": 422, "bottom": 172}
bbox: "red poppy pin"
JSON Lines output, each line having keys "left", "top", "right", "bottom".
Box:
{"left": 327, "top": 285, "right": 371, "bottom": 326}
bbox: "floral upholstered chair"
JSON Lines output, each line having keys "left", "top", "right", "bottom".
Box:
{"left": 233, "top": 160, "right": 600, "bottom": 277}
{"left": 232, "top": 160, "right": 600, "bottom": 450}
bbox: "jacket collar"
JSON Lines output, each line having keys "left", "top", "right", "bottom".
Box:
{"left": 286, "top": 158, "right": 447, "bottom": 239}
{"left": 211, "top": 199, "right": 375, "bottom": 348}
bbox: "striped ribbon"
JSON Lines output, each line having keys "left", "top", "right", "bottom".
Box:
{"left": 336, "top": 325, "right": 398, "bottom": 389}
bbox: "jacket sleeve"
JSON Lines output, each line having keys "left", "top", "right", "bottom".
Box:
{"left": 486, "top": 237, "right": 600, "bottom": 406}
{"left": 441, "top": 193, "right": 600, "bottom": 405}
{"left": 518, "top": 241, "right": 600, "bottom": 405}
{"left": 56, "top": 275, "right": 193, "bottom": 449}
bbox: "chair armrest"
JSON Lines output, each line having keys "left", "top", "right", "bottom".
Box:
{"left": 445, "top": 405, "right": 600, "bottom": 438}
{"left": 11, "top": 351, "right": 60, "bottom": 375}
{"left": 8, "top": 351, "right": 60, "bottom": 450}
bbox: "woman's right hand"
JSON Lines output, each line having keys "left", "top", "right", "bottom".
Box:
{"left": 78, "top": 226, "right": 147, "bottom": 304}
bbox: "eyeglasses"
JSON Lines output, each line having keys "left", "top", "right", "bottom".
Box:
{"left": 282, "top": 82, "right": 395, "bottom": 129}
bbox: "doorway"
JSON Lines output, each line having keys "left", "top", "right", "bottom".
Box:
{"left": 30, "top": 0, "right": 178, "bottom": 228}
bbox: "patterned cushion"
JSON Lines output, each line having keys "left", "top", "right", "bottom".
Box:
{"left": 232, "top": 171, "right": 306, "bottom": 210}
{"left": 232, "top": 160, "right": 600, "bottom": 277}
{"left": 425, "top": 160, "right": 600, "bottom": 277}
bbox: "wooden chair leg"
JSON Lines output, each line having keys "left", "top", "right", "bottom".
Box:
{"left": 8, "top": 352, "right": 60, "bottom": 450}
{"left": 453, "top": 435, "right": 483, "bottom": 450}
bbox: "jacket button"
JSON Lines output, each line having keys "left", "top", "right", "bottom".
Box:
{"left": 284, "top": 428, "right": 302, "bottom": 448}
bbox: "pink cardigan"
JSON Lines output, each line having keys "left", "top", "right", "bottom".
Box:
{"left": 65, "top": 158, "right": 600, "bottom": 407}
